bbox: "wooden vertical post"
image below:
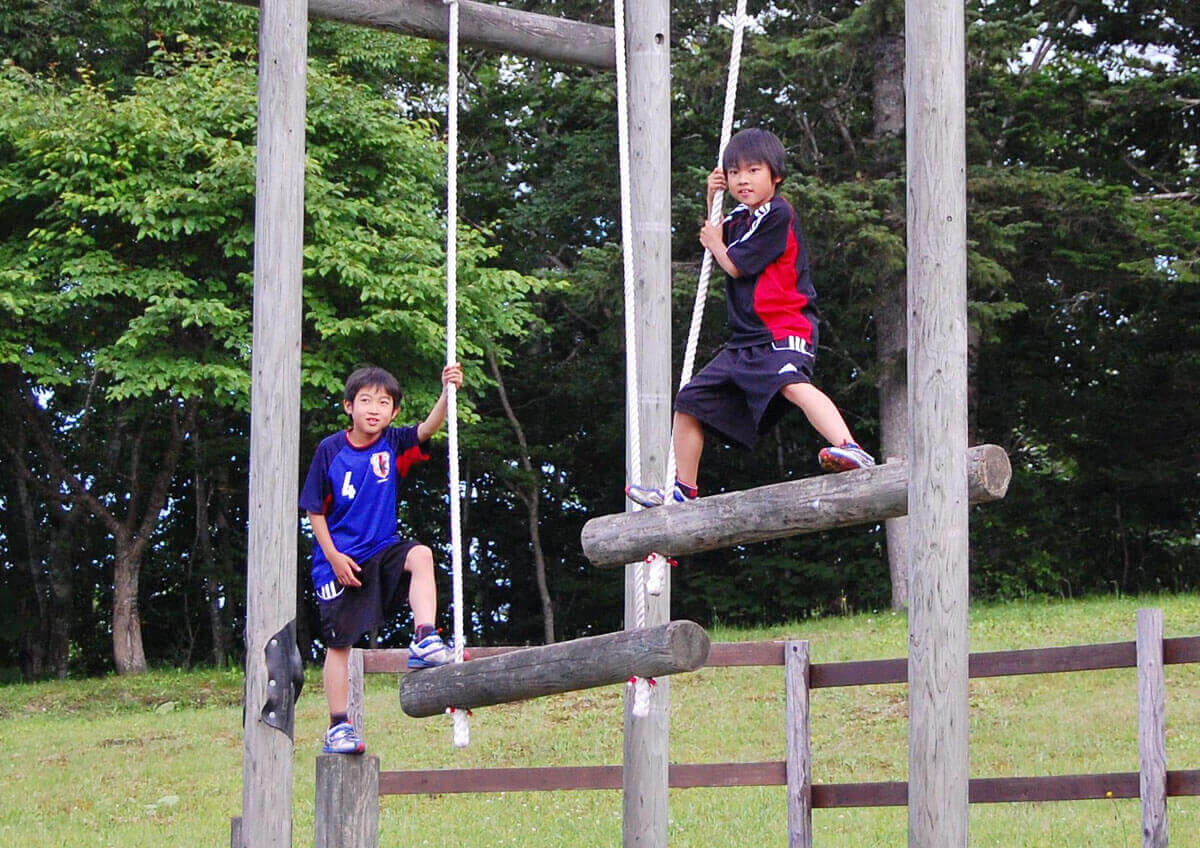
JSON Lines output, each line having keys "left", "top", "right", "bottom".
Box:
{"left": 622, "top": 1, "right": 672, "bottom": 846}
{"left": 904, "top": 0, "right": 968, "bottom": 840}
{"left": 348, "top": 647, "right": 366, "bottom": 735}
{"left": 1137, "top": 608, "right": 1168, "bottom": 848}
{"left": 239, "top": 0, "right": 307, "bottom": 843}
{"left": 314, "top": 755, "right": 380, "bottom": 848}
{"left": 785, "top": 641, "right": 813, "bottom": 848}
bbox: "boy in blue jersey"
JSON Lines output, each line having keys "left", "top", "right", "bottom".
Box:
{"left": 627, "top": 128, "right": 874, "bottom": 508}
{"left": 300, "top": 362, "right": 463, "bottom": 754}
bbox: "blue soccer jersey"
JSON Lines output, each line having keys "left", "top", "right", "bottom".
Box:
{"left": 721, "top": 195, "right": 820, "bottom": 349}
{"left": 299, "top": 425, "right": 429, "bottom": 598}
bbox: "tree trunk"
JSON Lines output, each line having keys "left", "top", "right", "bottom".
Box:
{"left": 112, "top": 543, "right": 148, "bottom": 674}
{"left": 487, "top": 350, "right": 555, "bottom": 644}
{"left": 872, "top": 26, "right": 909, "bottom": 610}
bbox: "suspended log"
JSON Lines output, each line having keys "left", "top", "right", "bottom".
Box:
{"left": 581, "top": 444, "right": 1011, "bottom": 567}
{"left": 225, "top": 0, "right": 616, "bottom": 69}
{"left": 400, "top": 620, "right": 710, "bottom": 718}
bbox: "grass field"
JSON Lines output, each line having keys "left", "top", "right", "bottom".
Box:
{"left": 1, "top": 593, "right": 1199, "bottom": 846}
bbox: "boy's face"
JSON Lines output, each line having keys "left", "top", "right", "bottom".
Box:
{"left": 726, "top": 159, "right": 781, "bottom": 211}
{"left": 343, "top": 384, "right": 399, "bottom": 443}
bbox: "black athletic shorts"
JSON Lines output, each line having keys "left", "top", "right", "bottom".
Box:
{"left": 318, "top": 540, "right": 422, "bottom": 648}
{"left": 674, "top": 337, "right": 816, "bottom": 450}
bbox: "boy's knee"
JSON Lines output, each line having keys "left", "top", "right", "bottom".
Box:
{"left": 405, "top": 545, "right": 435, "bottom": 573}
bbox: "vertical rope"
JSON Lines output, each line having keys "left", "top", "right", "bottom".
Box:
{"left": 665, "top": 0, "right": 748, "bottom": 489}
{"left": 613, "top": 0, "right": 654, "bottom": 718}
{"left": 443, "top": 0, "right": 468, "bottom": 748}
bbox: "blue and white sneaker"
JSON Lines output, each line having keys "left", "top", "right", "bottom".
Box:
{"left": 323, "top": 721, "right": 365, "bottom": 755}
{"left": 625, "top": 482, "right": 693, "bottom": 508}
{"left": 407, "top": 633, "right": 453, "bottom": 669}
{"left": 818, "top": 441, "right": 876, "bottom": 473}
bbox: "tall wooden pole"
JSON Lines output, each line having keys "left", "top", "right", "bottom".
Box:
{"left": 623, "top": 1, "right": 672, "bottom": 845}
{"left": 905, "top": 0, "right": 968, "bottom": 842}
{"left": 240, "top": 0, "right": 307, "bottom": 843}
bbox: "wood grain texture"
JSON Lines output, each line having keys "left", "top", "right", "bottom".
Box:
{"left": 314, "top": 755, "right": 379, "bottom": 848}
{"left": 621, "top": 3, "right": 674, "bottom": 846}
{"left": 785, "top": 641, "right": 812, "bottom": 848}
{"left": 582, "top": 445, "right": 1009, "bottom": 567}
{"left": 1138, "top": 608, "right": 1168, "bottom": 848}
{"left": 240, "top": 0, "right": 306, "bottom": 843}
{"left": 904, "top": 0, "right": 969, "bottom": 837}
{"left": 399, "top": 621, "right": 709, "bottom": 718}
{"left": 226, "top": 0, "right": 615, "bottom": 68}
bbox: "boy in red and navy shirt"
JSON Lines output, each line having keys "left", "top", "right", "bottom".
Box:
{"left": 628, "top": 128, "right": 874, "bottom": 508}
{"left": 300, "top": 362, "right": 462, "bottom": 753}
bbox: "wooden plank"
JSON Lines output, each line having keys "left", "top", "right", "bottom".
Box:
{"left": 581, "top": 445, "right": 1010, "bottom": 567}
{"left": 970, "top": 641, "right": 1136, "bottom": 678}
{"left": 399, "top": 621, "right": 709, "bottom": 717}
{"left": 1168, "top": 769, "right": 1200, "bottom": 796}
{"left": 1138, "top": 609, "right": 1168, "bottom": 848}
{"left": 379, "top": 763, "right": 787, "bottom": 795}
{"left": 240, "top": 0, "right": 307, "bottom": 843}
{"left": 225, "top": 0, "right": 615, "bottom": 68}
{"left": 705, "top": 641, "right": 787, "bottom": 667}
{"left": 814, "top": 773, "right": 1145, "bottom": 808}
{"left": 1163, "top": 636, "right": 1200, "bottom": 665}
{"left": 785, "top": 641, "right": 813, "bottom": 848}
{"left": 668, "top": 762, "right": 786, "bottom": 788}
{"left": 376, "top": 765, "right": 1200, "bottom": 800}
{"left": 811, "top": 657, "right": 908, "bottom": 688}
{"left": 382, "top": 765, "right": 623, "bottom": 794}
{"left": 814, "top": 781, "right": 907, "bottom": 808}
{"left": 314, "top": 755, "right": 379, "bottom": 848}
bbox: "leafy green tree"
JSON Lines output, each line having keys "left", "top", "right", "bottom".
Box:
{"left": 0, "top": 43, "right": 545, "bottom": 673}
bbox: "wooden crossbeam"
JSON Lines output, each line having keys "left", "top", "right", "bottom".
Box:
{"left": 225, "top": 0, "right": 616, "bottom": 68}
{"left": 399, "top": 620, "right": 710, "bottom": 718}
{"left": 581, "top": 444, "right": 1012, "bottom": 567}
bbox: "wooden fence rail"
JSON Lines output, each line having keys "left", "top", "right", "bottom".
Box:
{"left": 326, "top": 610, "right": 1199, "bottom": 848}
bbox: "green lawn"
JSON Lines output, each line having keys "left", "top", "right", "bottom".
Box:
{"left": 1, "top": 593, "right": 1198, "bottom": 846}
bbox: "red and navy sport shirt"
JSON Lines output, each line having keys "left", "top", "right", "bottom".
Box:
{"left": 722, "top": 195, "right": 820, "bottom": 349}
{"left": 299, "top": 425, "right": 429, "bottom": 597}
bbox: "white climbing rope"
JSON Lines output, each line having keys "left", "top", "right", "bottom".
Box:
{"left": 443, "top": 0, "right": 468, "bottom": 749}
{"left": 664, "top": 0, "right": 748, "bottom": 490}
{"left": 612, "top": 0, "right": 655, "bottom": 718}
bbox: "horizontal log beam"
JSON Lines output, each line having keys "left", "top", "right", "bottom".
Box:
{"left": 225, "top": 0, "right": 616, "bottom": 68}
{"left": 399, "top": 620, "right": 710, "bottom": 717}
{"left": 581, "top": 444, "right": 1012, "bottom": 567}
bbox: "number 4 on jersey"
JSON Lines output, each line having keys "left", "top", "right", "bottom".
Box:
{"left": 341, "top": 471, "right": 357, "bottom": 499}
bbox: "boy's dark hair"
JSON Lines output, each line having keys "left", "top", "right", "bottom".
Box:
{"left": 722, "top": 128, "right": 787, "bottom": 183}
{"left": 344, "top": 365, "right": 402, "bottom": 408}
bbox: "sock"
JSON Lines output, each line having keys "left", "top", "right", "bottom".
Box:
{"left": 330, "top": 712, "right": 348, "bottom": 729}
{"left": 414, "top": 623, "right": 436, "bottom": 641}
{"left": 674, "top": 479, "right": 699, "bottom": 500}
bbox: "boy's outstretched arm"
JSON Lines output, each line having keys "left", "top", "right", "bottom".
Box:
{"left": 417, "top": 362, "right": 464, "bottom": 442}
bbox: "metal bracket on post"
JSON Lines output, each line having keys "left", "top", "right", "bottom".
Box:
{"left": 261, "top": 619, "right": 304, "bottom": 739}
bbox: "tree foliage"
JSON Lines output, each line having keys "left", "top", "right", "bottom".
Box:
{"left": 0, "top": 0, "right": 1197, "bottom": 676}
